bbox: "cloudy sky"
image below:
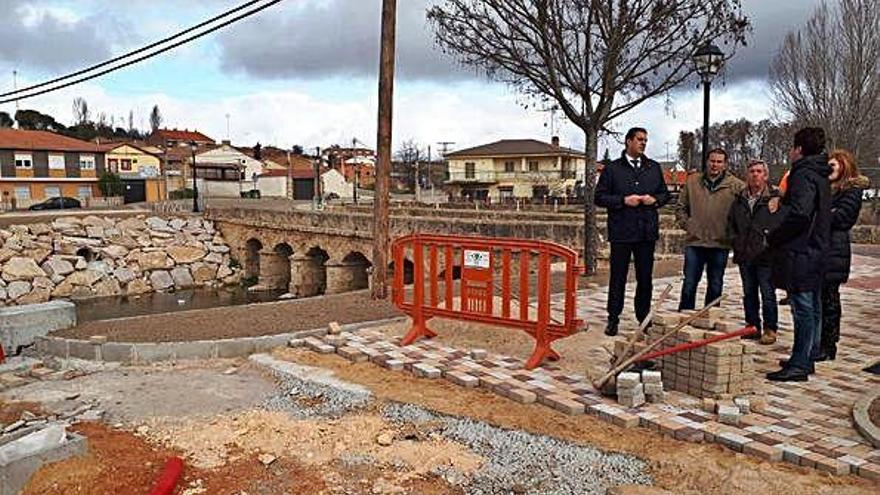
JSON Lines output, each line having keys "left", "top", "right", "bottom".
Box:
{"left": 0, "top": 0, "right": 826, "bottom": 158}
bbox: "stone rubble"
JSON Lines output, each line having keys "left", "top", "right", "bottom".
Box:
{"left": 0, "top": 215, "right": 242, "bottom": 306}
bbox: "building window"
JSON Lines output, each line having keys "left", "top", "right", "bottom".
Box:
{"left": 77, "top": 186, "right": 92, "bottom": 198}
{"left": 14, "top": 153, "right": 33, "bottom": 168}
{"left": 48, "top": 154, "right": 65, "bottom": 170}
{"left": 14, "top": 186, "right": 30, "bottom": 200}
{"left": 44, "top": 186, "right": 61, "bottom": 198}
{"left": 499, "top": 186, "right": 514, "bottom": 200}
{"left": 121, "top": 159, "right": 132, "bottom": 171}
{"left": 108, "top": 159, "right": 118, "bottom": 172}
{"left": 504, "top": 161, "right": 515, "bottom": 173}
{"left": 79, "top": 154, "right": 96, "bottom": 170}
{"left": 465, "top": 162, "right": 475, "bottom": 179}
{"left": 528, "top": 161, "right": 539, "bottom": 172}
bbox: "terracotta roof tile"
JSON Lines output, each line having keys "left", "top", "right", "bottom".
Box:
{"left": 149, "top": 128, "right": 215, "bottom": 143}
{"left": 445, "top": 139, "right": 582, "bottom": 158}
{"left": 0, "top": 129, "right": 105, "bottom": 153}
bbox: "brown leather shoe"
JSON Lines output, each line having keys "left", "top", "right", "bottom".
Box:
{"left": 759, "top": 329, "right": 777, "bottom": 345}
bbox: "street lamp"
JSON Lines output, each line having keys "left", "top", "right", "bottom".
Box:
{"left": 693, "top": 42, "right": 725, "bottom": 172}
{"left": 190, "top": 141, "right": 199, "bottom": 212}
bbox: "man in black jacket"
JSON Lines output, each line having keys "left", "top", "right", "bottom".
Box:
{"left": 595, "top": 127, "right": 671, "bottom": 336}
{"left": 766, "top": 127, "right": 832, "bottom": 382}
{"left": 727, "top": 159, "right": 783, "bottom": 344}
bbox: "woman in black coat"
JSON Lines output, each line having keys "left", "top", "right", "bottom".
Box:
{"left": 819, "top": 149, "right": 870, "bottom": 360}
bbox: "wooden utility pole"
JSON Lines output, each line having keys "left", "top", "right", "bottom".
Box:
{"left": 371, "top": 0, "right": 396, "bottom": 299}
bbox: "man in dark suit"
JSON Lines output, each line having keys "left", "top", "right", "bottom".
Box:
{"left": 594, "top": 127, "right": 671, "bottom": 336}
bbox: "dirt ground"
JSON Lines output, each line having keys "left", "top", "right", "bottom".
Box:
{"left": 272, "top": 348, "right": 879, "bottom": 495}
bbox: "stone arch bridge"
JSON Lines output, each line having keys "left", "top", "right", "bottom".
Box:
{"left": 205, "top": 204, "right": 683, "bottom": 297}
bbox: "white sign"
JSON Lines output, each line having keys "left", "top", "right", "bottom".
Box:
{"left": 463, "top": 250, "right": 490, "bottom": 269}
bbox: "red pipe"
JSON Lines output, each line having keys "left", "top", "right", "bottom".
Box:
{"left": 634, "top": 326, "right": 758, "bottom": 363}
{"left": 148, "top": 456, "right": 184, "bottom": 495}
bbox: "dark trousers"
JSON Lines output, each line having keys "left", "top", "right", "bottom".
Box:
{"left": 607, "top": 241, "right": 655, "bottom": 325}
{"left": 788, "top": 289, "right": 821, "bottom": 373}
{"left": 820, "top": 283, "right": 841, "bottom": 351}
{"left": 738, "top": 262, "right": 778, "bottom": 331}
{"left": 679, "top": 246, "right": 729, "bottom": 310}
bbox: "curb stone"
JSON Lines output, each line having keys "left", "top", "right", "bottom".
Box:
{"left": 852, "top": 391, "right": 880, "bottom": 448}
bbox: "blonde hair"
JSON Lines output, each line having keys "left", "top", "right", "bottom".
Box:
{"left": 828, "top": 149, "right": 859, "bottom": 191}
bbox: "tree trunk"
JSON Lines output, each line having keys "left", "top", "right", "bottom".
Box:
{"left": 371, "top": 0, "right": 396, "bottom": 300}
{"left": 582, "top": 125, "right": 599, "bottom": 275}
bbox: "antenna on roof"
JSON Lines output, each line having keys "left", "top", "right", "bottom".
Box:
{"left": 436, "top": 141, "right": 455, "bottom": 158}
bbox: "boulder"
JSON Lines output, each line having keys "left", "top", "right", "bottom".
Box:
{"left": 146, "top": 217, "right": 171, "bottom": 231}
{"left": 2, "top": 257, "right": 47, "bottom": 281}
{"left": 65, "top": 269, "right": 104, "bottom": 287}
{"left": 217, "top": 263, "right": 234, "bottom": 279}
{"left": 0, "top": 286, "right": 6, "bottom": 301}
{"left": 117, "top": 218, "right": 147, "bottom": 232}
{"left": 17, "top": 286, "right": 51, "bottom": 305}
{"left": 85, "top": 226, "right": 105, "bottom": 239}
{"left": 0, "top": 248, "right": 20, "bottom": 263}
{"left": 28, "top": 223, "right": 53, "bottom": 236}
{"left": 170, "top": 267, "right": 194, "bottom": 289}
{"left": 108, "top": 235, "right": 140, "bottom": 249}
{"left": 113, "top": 266, "right": 137, "bottom": 285}
{"left": 82, "top": 215, "right": 112, "bottom": 228}
{"left": 42, "top": 258, "right": 75, "bottom": 277}
{"left": 126, "top": 278, "right": 151, "bottom": 295}
{"left": 169, "top": 218, "right": 187, "bottom": 231}
{"left": 136, "top": 251, "right": 170, "bottom": 271}
{"left": 150, "top": 271, "right": 174, "bottom": 291}
{"left": 74, "top": 258, "right": 88, "bottom": 270}
{"left": 51, "top": 279, "right": 75, "bottom": 298}
{"left": 21, "top": 248, "right": 52, "bottom": 265}
{"left": 7, "top": 280, "right": 32, "bottom": 300}
{"left": 209, "top": 244, "right": 230, "bottom": 254}
{"left": 69, "top": 286, "right": 95, "bottom": 299}
{"left": 204, "top": 252, "right": 224, "bottom": 264}
{"left": 167, "top": 245, "right": 207, "bottom": 264}
{"left": 32, "top": 276, "right": 54, "bottom": 290}
{"left": 101, "top": 245, "right": 129, "bottom": 259}
{"left": 50, "top": 274, "right": 65, "bottom": 284}
{"left": 191, "top": 263, "right": 217, "bottom": 284}
{"left": 94, "top": 278, "right": 122, "bottom": 297}
{"left": 86, "top": 261, "right": 114, "bottom": 276}
{"left": 0, "top": 229, "right": 11, "bottom": 240}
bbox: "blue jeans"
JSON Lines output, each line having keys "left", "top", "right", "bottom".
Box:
{"left": 738, "top": 263, "right": 777, "bottom": 331}
{"left": 787, "top": 290, "right": 822, "bottom": 372}
{"left": 679, "top": 246, "right": 729, "bottom": 310}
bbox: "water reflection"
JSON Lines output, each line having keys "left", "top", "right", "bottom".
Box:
{"left": 75, "top": 287, "right": 287, "bottom": 324}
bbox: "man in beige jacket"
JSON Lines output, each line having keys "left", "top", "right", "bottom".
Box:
{"left": 675, "top": 148, "right": 745, "bottom": 311}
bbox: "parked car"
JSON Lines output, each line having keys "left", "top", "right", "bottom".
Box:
{"left": 28, "top": 197, "right": 82, "bottom": 211}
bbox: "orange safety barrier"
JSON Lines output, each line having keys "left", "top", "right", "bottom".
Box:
{"left": 391, "top": 233, "right": 584, "bottom": 369}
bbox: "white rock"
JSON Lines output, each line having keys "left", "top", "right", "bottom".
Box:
{"left": 146, "top": 217, "right": 169, "bottom": 231}
{"left": 7, "top": 280, "right": 32, "bottom": 300}
{"left": 74, "top": 258, "right": 87, "bottom": 270}
{"left": 113, "top": 267, "right": 137, "bottom": 284}
{"left": 85, "top": 226, "right": 105, "bottom": 239}
{"left": 101, "top": 245, "right": 129, "bottom": 259}
{"left": 204, "top": 252, "right": 224, "bottom": 264}
{"left": 87, "top": 261, "right": 114, "bottom": 276}
{"left": 41, "top": 258, "right": 75, "bottom": 277}
{"left": 65, "top": 269, "right": 104, "bottom": 287}
{"left": 169, "top": 218, "right": 187, "bottom": 231}
{"left": 149, "top": 271, "right": 174, "bottom": 291}
{"left": 209, "top": 244, "right": 230, "bottom": 254}
{"left": 217, "top": 263, "right": 233, "bottom": 279}
{"left": 170, "top": 267, "right": 194, "bottom": 289}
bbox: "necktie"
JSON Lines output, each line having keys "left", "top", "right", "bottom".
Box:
{"left": 631, "top": 159, "right": 640, "bottom": 169}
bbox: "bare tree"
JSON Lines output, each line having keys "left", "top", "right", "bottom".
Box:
{"left": 128, "top": 110, "right": 135, "bottom": 135}
{"left": 72, "top": 97, "right": 90, "bottom": 125}
{"left": 678, "top": 131, "right": 697, "bottom": 171}
{"left": 770, "top": 0, "right": 880, "bottom": 165}
{"left": 428, "top": 0, "right": 750, "bottom": 272}
{"left": 149, "top": 104, "right": 162, "bottom": 133}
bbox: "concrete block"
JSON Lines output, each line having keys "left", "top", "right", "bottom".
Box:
{"left": 616, "top": 372, "right": 640, "bottom": 388}
{"left": 44, "top": 338, "right": 69, "bottom": 359}
{"left": 641, "top": 370, "right": 662, "bottom": 383}
{"left": 215, "top": 338, "right": 256, "bottom": 358}
{"left": 252, "top": 334, "right": 293, "bottom": 353}
{"left": 101, "top": 343, "right": 133, "bottom": 363}
{"left": 0, "top": 301, "right": 76, "bottom": 355}
{"left": 618, "top": 393, "right": 646, "bottom": 408}
{"left": 617, "top": 383, "right": 644, "bottom": 398}
{"left": 132, "top": 343, "right": 176, "bottom": 363}
{"left": 170, "top": 341, "right": 216, "bottom": 360}
{"left": 66, "top": 340, "right": 97, "bottom": 361}
{"left": 0, "top": 427, "right": 87, "bottom": 495}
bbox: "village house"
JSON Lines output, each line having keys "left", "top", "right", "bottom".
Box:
{"left": 98, "top": 142, "right": 167, "bottom": 203}
{"left": 444, "top": 137, "right": 585, "bottom": 201}
{"left": 146, "top": 128, "right": 215, "bottom": 148}
{"left": 0, "top": 128, "right": 107, "bottom": 208}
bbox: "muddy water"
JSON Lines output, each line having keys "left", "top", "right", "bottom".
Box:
{"left": 74, "top": 286, "right": 287, "bottom": 324}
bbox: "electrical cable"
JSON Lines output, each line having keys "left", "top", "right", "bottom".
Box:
{"left": 0, "top": 0, "right": 282, "bottom": 105}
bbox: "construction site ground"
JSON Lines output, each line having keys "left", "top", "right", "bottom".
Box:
{"left": 2, "top": 253, "right": 879, "bottom": 494}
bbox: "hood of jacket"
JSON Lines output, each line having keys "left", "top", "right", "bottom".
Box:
{"left": 840, "top": 174, "right": 871, "bottom": 190}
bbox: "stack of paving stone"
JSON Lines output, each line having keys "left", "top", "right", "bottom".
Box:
{"left": 613, "top": 311, "right": 759, "bottom": 399}
{"left": 615, "top": 370, "right": 665, "bottom": 407}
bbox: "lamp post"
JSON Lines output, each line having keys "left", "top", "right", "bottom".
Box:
{"left": 190, "top": 141, "right": 199, "bottom": 212}
{"left": 693, "top": 43, "right": 725, "bottom": 173}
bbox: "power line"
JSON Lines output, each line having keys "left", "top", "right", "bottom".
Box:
{"left": 0, "top": 0, "right": 282, "bottom": 105}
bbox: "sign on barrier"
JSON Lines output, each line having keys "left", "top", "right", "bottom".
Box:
{"left": 391, "top": 233, "right": 584, "bottom": 369}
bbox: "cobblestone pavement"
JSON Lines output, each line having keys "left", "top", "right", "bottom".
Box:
{"left": 297, "top": 253, "right": 880, "bottom": 482}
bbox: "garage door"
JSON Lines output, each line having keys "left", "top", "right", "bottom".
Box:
{"left": 122, "top": 180, "right": 146, "bottom": 204}
{"left": 294, "top": 179, "right": 315, "bottom": 200}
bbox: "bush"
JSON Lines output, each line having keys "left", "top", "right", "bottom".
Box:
{"left": 98, "top": 172, "right": 124, "bottom": 197}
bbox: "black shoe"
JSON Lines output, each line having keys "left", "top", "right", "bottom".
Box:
{"left": 777, "top": 359, "right": 815, "bottom": 374}
{"left": 742, "top": 329, "right": 762, "bottom": 340}
{"left": 812, "top": 351, "right": 831, "bottom": 362}
{"left": 605, "top": 322, "right": 619, "bottom": 337}
{"left": 766, "top": 367, "right": 809, "bottom": 382}
{"left": 779, "top": 297, "right": 790, "bottom": 306}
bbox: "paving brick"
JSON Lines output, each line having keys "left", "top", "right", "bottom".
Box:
{"left": 506, "top": 388, "right": 537, "bottom": 404}
{"left": 718, "top": 432, "right": 752, "bottom": 452}
{"left": 444, "top": 371, "right": 479, "bottom": 388}
{"left": 857, "top": 462, "right": 880, "bottom": 481}
{"left": 541, "top": 395, "right": 585, "bottom": 415}
{"left": 641, "top": 370, "right": 662, "bottom": 383}
{"left": 610, "top": 410, "right": 640, "bottom": 428}
{"left": 744, "top": 442, "right": 784, "bottom": 461}
{"left": 337, "top": 346, "right": 368, "bottom": 363}
{"left": 616, "top": 372, "right": 640, "bottom": 388}
{"left": 618, "top": 393, "right": 646, "bottom": 408}
{"left": 814, "top": 455, "right": 851, "bottom": 475}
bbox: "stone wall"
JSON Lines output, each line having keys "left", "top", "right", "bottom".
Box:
{"left": 0, "top": 215, "right": 241, "bottom": 307}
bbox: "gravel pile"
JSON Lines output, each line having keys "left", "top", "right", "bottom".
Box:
{"left": 261, "top": 369, "right": 371, "bottom": 419}
{"left": 383, "top": 403, "right": 653, "bottom": 495}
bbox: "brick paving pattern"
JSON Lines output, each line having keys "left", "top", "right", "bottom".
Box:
{"left": 298, "top": 254, "right": 880, "bottom": 481}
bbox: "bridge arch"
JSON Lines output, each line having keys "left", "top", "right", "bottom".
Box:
{"left": 244, "top": 238, "right": 263, "bottom": 281}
